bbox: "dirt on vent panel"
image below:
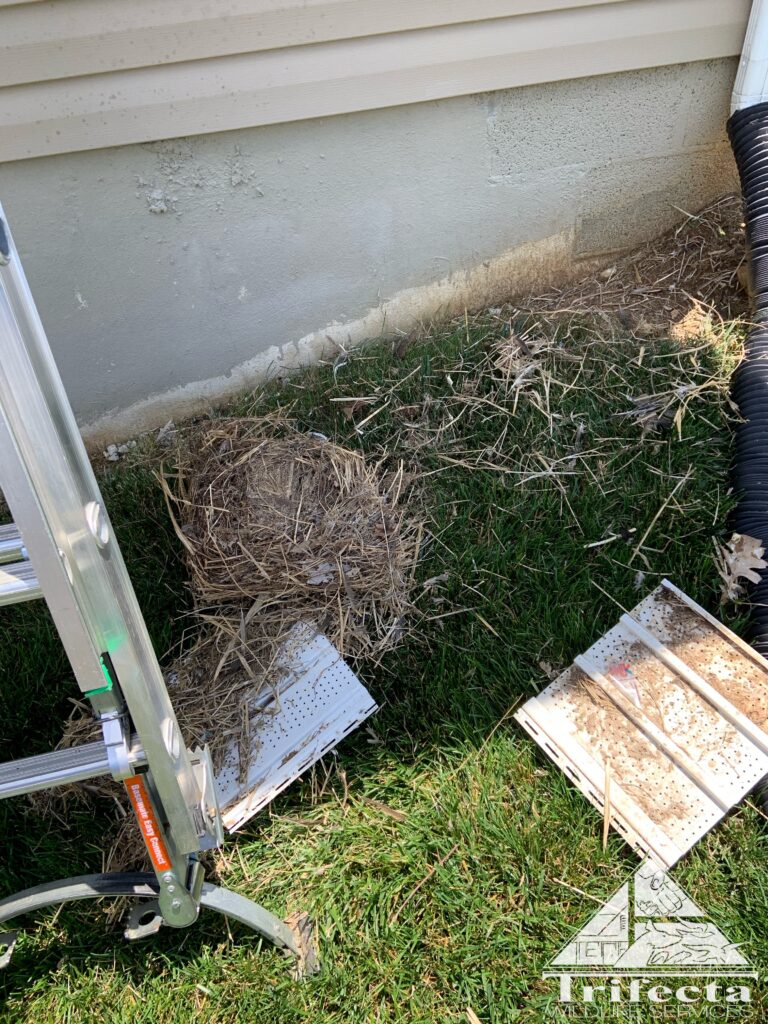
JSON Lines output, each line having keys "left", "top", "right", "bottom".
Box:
{"left": 515, "top": 579, "right": 768, "bottom": 868}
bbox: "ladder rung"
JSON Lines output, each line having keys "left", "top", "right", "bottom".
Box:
{"left": 0, "top": 560, "right": 40, "bottom": 606}
{"left": 0, "top": 736, "right": 145, "bottom": 799}
{"left": 0, "top": 523, "right": 26, "bottom": 565}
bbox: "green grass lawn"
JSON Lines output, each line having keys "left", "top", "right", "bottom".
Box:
{"left": 1, "top": 296, "right": 766, "bottom": 1022}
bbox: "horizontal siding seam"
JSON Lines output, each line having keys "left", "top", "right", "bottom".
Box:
{"left": 0, "top": 0, "right": 636, "bottom": 87}
{"left": 0, "top": 0, "right": 750, "bottom": 163}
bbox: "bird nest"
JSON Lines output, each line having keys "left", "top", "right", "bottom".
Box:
{"left": 161, "top": 416, "right": 422, "bottom": 767}
{"left": 171, "top": 417, "right": 416, "bottom": 644}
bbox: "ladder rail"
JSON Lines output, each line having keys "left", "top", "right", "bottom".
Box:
{"left": 0, "top": 207, "right": 206, "bottom": 858}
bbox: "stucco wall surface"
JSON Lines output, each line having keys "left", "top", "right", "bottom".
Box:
{"left": 0, "top": 58, "right": 738, "bottom": 440}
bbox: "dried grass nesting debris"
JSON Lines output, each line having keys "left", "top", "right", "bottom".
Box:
{"left": 375, "top": 200, "right": 746, "bottom": 486}
{"left": 170, "top": 417, "right": 417, "bottom": 644}
{"left": 161, "top": 416, "right": 422, "bottom": 768}
{"left": 524, "top": 193, "right": 748, "bottom": 332}
{"left": 480, "top": 195, "right": 746, "bottom": 406}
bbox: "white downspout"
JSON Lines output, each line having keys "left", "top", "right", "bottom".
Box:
{"left": 733, "top": 0, "right": 768, "bottom": 113}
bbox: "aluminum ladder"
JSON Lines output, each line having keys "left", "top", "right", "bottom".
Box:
{"left": 0, "top": 207, "right": 313, "bottom": 970}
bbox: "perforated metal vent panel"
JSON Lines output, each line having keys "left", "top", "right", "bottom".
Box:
{"left": 515, "top": 580, "right": 768, "bottom": 868}
{"left": 214, "top": 625, "right": 377, "bottom": 832}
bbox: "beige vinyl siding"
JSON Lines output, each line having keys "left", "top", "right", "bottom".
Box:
{"left": 1, "top": 0, "right": 636, "bottom": 86}
{"left": 0, "top": 0, "right": 750, "bottom": 162}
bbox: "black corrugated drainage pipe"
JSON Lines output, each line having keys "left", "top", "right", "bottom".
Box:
{"left": 728, "top": 103, "right": 768, "bottom": 656}
{"left": 728, "top": 0, "right": 768, "bottom": 656}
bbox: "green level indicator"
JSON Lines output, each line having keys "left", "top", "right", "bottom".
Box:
{"left": 84, "top": 652, "right": 116, "bottom": 696}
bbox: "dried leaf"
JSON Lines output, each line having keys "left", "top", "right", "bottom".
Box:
{"left": 714, "top": 533, "right": 768, "bottom": 602}
{"left": 339, "top": 399, "right": 368, "bottom": 420}
{"left": 422, "top": 572, "right": 450, "bottom": 590}
{"left": 491, "top": 333, "right": 550, "bottom": 391}
{"left": 306, "top": 562, "right": 336, "bottom": 585}
{"left": 538, "top": 660, "right": 559, "bottom": 681}
{"left": 669, "top": 301, "right": 715, "bottom": 344}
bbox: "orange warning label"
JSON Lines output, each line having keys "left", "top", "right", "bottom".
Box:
{"left": 124, "top": 774, "right": 172, "bottom": 872}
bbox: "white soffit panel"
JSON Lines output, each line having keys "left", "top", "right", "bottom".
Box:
{"left": 516, "top": 580, "right": 768, "bottom": 869}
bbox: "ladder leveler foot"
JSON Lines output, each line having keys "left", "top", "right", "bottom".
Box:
{"left": 0, "top": 873, "right": 319, "bottom": 977}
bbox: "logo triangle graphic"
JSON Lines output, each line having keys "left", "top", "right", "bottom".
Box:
{"left": 552, "top": 883, "right": 629, "bottom": 967}
{"left": 632, "top": 859, "right": 704, "bottom": 919}
{"left": 550, "top": 859, "right": 750, "bottom": 972}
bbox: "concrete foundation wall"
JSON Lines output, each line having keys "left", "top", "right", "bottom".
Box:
{"left": 0, "top": 58, "right": 738, "bottom": 441}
